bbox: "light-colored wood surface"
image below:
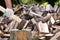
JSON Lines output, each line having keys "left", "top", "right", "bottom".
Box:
{"left": 10, "top": 15, "right": 22, "bottom": 23}
{"left": 38, "top": 21, "right": 49, "bottom": 33}
{"left": 52, "top": 25, "right": 60, "bottom": 30}
{"left": 16, "top": 31, "right": 27, "bottom": 40}
{"left": 10, "top": 31, "right": 32, "bottom": 40}
{"left": 0, "top": 6, "right": 5, "bottom": 13}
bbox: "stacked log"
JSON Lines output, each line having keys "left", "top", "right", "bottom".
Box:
{"left": 0, "top": 4, "right": 60, "bottom": 40}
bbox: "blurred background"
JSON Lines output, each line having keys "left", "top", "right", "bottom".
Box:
{"left": 12, "top": 0, "right": 60, "bottom": 7}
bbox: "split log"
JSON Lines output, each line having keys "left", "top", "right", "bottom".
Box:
{"left": 54, "top": 5, "right": 58, "bottom": 12}
{"left": 4, "top": 20, "right": 16, "bottom": 32}
{"left": 57, "top": 7, "right": 60, "bottom": 13}
{"left": 10, "top": 30, "right": 32, "bottom": 40}
{"left": 23, "top": 20, "right": 30, "bottom": 29}
{"left": 30, "top": 11, "right": 52, "bottom": 22}
{"left": 50, "top": 31, "right": 60, "bottom": 40}
{"left": 52, "top": 25, "right": 60, "bottom": 30}
{"left": 39, "top": 33, "right": 53, "bottom": 37}
{"left": 2, "top": 34, "right": 10, "bottom": 38}
{"left": 38, "top": 21, "right": 49, "bottom": 33}
{"left": 17, "top": 20, "right": 29, "bottom": 30}
{"left": 0, "top": 6, "right": 5, "bottom": 13}
{"left": 31, "top": 18, "right": 37, "bottom": 24}
{"left": 0, "top": 30, "right": 4, "bottom": 37}
{"left": 42, "top": 13, "right": 52, "bottom": 22}
{"left": 30, "top": 11, "right": 43, "bottom": 18}
{"left": 50, "top": 16, "right": 55, "bottom": 24}
{"left": 39, "top": 37, "right": 46, "bottom": 40}
{"left": 10, "top": 15, "right": 22, "bottom": 23}
{"left": 13, "top": 22, "right": 19, "bottom": 29}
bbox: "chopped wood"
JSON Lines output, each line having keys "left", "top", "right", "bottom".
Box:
{"left": 3, "top": 34, "right": 10, "bottom": 37}
{"left": 10, "top": 30, "right": 32, "bottom": 40}
{"left": 0, "top": 4, "right": 60, "bottom": 40}
{"left": 0, "top": 6, "right": 5, "bottom": 13}
{"left": 10, "top": 15, "right": 22, "bottom": 23}
{"left": 23, "top": 20, "right": 30, "bottom": 29}
{"left": 4, "top": 21, "right": 16, "bottom": 32}
{"left": 38, "top": 21, "right": 49, "bottom": 33}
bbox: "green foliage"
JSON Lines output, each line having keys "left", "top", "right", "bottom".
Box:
{"left": 34, "top": 0, "right": 46, "bottom": 4}
{"left": 18, "top": 0, "right": 47, "bottom": 5}
{"left": 12, "top": 0, "right": 20, "bottom": 7}
{"left": 12, "top": 0, "right": 59, "bottom": 7}
{"left": 40, "top": 2, "right": 48, "bottom": 7}
{"left": 55, "top": 0, "right": 60, "bottom": 6}
{"left": 19, "top": 0, "right": 35, "bottom": 4}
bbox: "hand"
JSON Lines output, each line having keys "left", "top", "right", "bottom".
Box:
{"left": 3, "top": 8, "right": 14, "bottom": 18}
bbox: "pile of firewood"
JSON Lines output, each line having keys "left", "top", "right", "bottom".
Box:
{"left": 0, "top": 4, "right": 60, "bottom": 40}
